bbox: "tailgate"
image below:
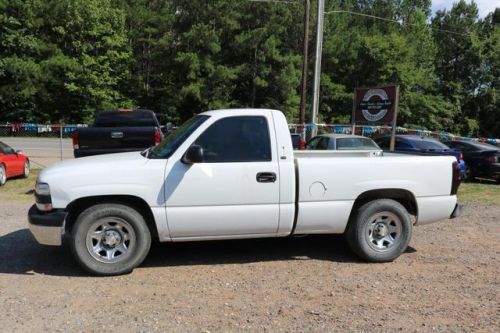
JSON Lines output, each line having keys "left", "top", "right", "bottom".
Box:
{"left": 77, "top": 127, "right": 156, "bottom": 150}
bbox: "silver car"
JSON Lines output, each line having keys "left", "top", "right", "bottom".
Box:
{"left": 306, "top": 134, "right": 382, "bottom": 154}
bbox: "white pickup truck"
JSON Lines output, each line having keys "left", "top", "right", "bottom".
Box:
{"left": 28, "top": 109, "right": 462, "bottom": 275}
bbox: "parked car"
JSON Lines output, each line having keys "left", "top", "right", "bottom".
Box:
{"left": 291, "top": 134, "right": 305, "bottom": 150}
{"left": 72, "top": 109, "right": 164, "bottom": 158}
{"left": 375, "top": 135, "right": 467, "bottom": 179}
{"left": 442, "top": 140, "right": 500, "bottom": 183}
{"left": 29, "top": 109, "right": 461, "bottom": 275}
{"left": 0, "top": 141, "right": 30, "bottom": 186}
{"left": 306, "top": 134, "right": 382, "bottom": 154}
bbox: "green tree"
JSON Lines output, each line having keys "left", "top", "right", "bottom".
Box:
{"left": 36, "top": 0, "right": 131, "bottom": 122}
{"left": 0, "top": 0, "right": 42, "bottom": 121}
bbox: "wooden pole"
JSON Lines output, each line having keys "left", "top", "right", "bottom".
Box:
{"left": 389, "top": 85, "right": 400, "bottom": 151}
{"left": 352, "top": 89, "right": 356, "bottom": 135}
{"left": 311, "top": 0, "right": 325, "bottom": 137}
{"left": 299, "top": 0, "right": 310, "bottom": 128}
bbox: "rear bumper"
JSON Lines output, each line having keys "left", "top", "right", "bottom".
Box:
{"left": 415, "top": 195, "right": 457, "bottom": 225}
{"left": 28, "top": 204, "right": 66, "bottom": 246}
{"left": 449, "top": 203, "right": 463, "bottom": 219}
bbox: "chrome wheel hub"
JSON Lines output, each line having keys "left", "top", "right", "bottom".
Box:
{"left": 85, "top": 218, "right": 136, "bottom": 263}
{"left": 373, "top": 223, "right": 388, "bottom": 238}
{"left": 102, "top": 230, "right": 122, "bottom": 248}
{"left": 366, "top": 212, "right": 402, "bottom": 251}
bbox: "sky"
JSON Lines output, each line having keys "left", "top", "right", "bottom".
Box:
{"left": 432, "top": 0, "right": 500, "bottom": 18}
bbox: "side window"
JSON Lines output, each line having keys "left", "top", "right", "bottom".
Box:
{"left": 306, "top": 137, "right": 319, "bottom": 150}
{"left": 0, "top": 143, "right": 13, "bottom": 155}
{"left": 459, "top": 143, "right": 474, "bottom": 152}
{"left": 395, "top": 139, "right": 412, "bottom": 149}
{"left": 316, "top": 137, "right": 329, "bottom": 150}
{"left": 194, "top": 116, "right": 272, "bottom": 163}
{"left": 376, "top": 138, "right": 389, "bottom": 149}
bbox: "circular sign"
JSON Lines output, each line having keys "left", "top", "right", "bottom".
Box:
{"left": 360, "top": 89, "right": 392, "bottom": 122}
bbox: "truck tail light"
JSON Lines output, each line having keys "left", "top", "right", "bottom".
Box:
{"left": 154, "top": 129, "right": 161, "bottom": 145}
{"left": 72, "top": 132, "right": 79, "bottom": 149}
{"left": 451, "top": 161, "right": 461, "bottom": 195}
{"left": 485, "top": 155, "right": 496, "bottom": 164}
{"left": 299, "top": 138, "right": 306, "bottom": 150}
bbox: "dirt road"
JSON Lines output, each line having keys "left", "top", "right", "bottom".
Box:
{"left": 0, "top": 201, "right": 498, "bottom": 332}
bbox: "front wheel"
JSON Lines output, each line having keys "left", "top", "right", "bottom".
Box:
{"left": 22, "top": 159, "right": 30, "bottom": 178}
{"left": 0, "top": 164, "right": 6, "bottom": 186}
{"left": 346, "top": 199, "right": 412, "bottom": 262}
{"left": 70, "top": 203, "right": 151, "bottom": 276}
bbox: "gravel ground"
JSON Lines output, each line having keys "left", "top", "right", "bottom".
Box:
{"left": 0, "top": 200, "right": 498, "bottom": 332}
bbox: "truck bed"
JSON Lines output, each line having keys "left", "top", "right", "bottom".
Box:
{"left": 292, "top": 151, "right": 457, "bottom": 234}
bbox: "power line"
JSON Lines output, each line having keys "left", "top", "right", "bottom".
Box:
{"left": 326, "top": 10, "right": 472, "bottom": 37}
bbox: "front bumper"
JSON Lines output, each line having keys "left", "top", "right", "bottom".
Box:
{"left": 28, "top": 204, "right": 67, "bottom": 246}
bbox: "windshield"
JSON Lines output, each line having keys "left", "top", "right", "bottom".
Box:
{"left": 471, "top": 142, "right": 499, "bottom": 150}
{"left": 336, "top": 137, "right": 380, "bottom": 150}
{"left": 149, "top": 115, "right": 209, "bottom": 159}
{"left": 411, "top": 139, "right": 449, "bottom": 150}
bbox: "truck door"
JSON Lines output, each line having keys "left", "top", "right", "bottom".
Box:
{"left": 165, "top": 114, "right": 280, "bottom": 238}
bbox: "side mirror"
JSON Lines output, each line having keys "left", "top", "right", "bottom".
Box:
{"left": 182, "top": 145, "right": 203, "bottom": 164}
{"left": 15, "top": 150, "right": 23, "bottom": 155}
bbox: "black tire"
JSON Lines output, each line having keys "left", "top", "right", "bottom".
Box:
{"left": 70, "top": 203, "right": 151, "bottom": 276}
{"left": 22, "top": 159, "right": 30, "bottom": 178}
{"left": 467, "top": 167, "right": 476, "bottom": 182}
{"left": 346, "top": 199, "right": 412, "bottom": 263}
{"left": 0, "top": 164, "right": 6, "bottom": 186}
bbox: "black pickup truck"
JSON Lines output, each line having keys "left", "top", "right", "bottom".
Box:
{"left": 73, "top": 109, "right": 163, "bottom": 158}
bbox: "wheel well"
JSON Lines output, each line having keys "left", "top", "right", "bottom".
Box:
{"left": 349, "top": 189, "right": 418, "bottom": 220}
{"left": 65, "top": 195, "right": 159, "bottom": 240}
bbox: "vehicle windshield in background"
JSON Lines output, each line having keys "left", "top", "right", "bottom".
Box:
{"left": 94, "top": 111, "right": 158, "bottom": 127}
{"left": 336, "top": 137, "right": 380, "bottom": 150}
{"left": 411, "top": 139, "right": 450, "bottom": 150}
{"left": 470, "top": 142, "right": 500, "bottom": 150}
{"left": 149, "top": 115, "right": 209, "bottom": 159}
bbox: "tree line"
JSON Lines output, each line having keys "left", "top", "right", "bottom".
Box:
{"left": 0, "top": 0, "right": 498, "bottom": 137}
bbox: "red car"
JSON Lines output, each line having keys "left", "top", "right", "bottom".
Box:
{"left": 0, "top": 141, "right": 30, "bottom": 186}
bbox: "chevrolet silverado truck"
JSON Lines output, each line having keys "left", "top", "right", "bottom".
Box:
{"left": 28, "top": 109, "right": 461, "bottom": 275}
{"left": 72, "top": 109, "right": 163, "bottom": 158}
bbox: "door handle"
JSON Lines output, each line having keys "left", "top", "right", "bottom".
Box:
{"left": 111, "top": 132, "right": 124, "bottom": 139}
{"left": 256, "top": 172, "right": 277, "bottom": 183}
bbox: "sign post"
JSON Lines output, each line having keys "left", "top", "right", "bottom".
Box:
{"left": 352, "top": 85, "right": 399, "bottom": 150}
{"left": 389, "top": 86, "right": 400, "bottom": 151}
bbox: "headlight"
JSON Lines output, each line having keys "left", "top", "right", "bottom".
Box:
{"left": 35, "top": 181, "right": 52, "bottom": 211}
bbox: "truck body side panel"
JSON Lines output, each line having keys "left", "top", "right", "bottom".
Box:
{"left": 293, "top": 153, "right": 456, "bottom": 233}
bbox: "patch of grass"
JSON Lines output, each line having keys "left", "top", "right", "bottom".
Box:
{"left": 458, "top": 182, "right": 500, "bottom": 205}
{"left": 0, "top": 169, "right": 39, "bottom": 202}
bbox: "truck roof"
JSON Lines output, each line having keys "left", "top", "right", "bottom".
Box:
{"left": 200, "top": 108, "right": 282, "bottom": 117}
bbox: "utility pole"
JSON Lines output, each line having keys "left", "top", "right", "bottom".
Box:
{"left": 298, "top": 0, "right": 310, "bottom": 128}
{"left": 311, "top": 0, "right": 325, "bottom": 137}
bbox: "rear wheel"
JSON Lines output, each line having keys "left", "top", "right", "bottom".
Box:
{"left": 0, "top": 164, "right": 6, "bottom": 186}
{"left": 22, "top": 160, "right": 30, "bottom": 178}
{"left": 346, "top": 199, "right": 412, "bottom": 262}
{"left": 70, "top": 203, "right": 151, "bottom": 276}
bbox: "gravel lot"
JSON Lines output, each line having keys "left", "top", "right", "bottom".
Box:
{"left": 0, "top": 200, "right": 498, "bottom": 332}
